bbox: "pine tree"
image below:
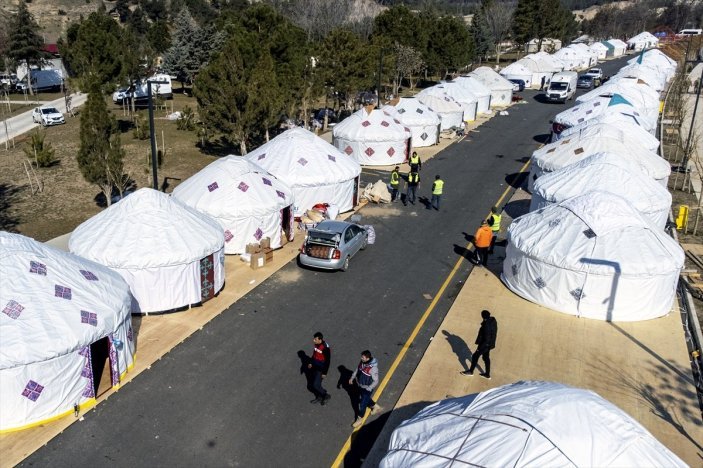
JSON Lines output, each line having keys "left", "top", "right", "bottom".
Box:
{"left": 77, "top": 84, "right": 126, "bottom": 206}
{"left": 162, "top": 8, "right": 201, "bottom": 88}
{"left": 7, "top": 1, "right": 47, "bottom": 96}
{"left": 469, "top": 8, "right": 491, "bottom": 62}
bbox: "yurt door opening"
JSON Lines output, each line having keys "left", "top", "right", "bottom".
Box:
{"left": 281, "top": 206, "right": 293, "bottom": 241}
{"left": 90, "top": 337, "right": 113, "bottom": 398}
{"left": 353, "top": 176, "right": 360, "bottom": 207}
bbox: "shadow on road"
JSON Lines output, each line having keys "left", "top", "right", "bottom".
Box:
{"left": 504, "top": 172, "right": 528, "bottom": 189}
{"left": 442, "top": 330, "right": 473, "bottom": 372}
{"left": 337, "top": 365, "right": 361, "bottom": 420}
{"left": 532, "top": 133, "right": 552, "bottom": 144}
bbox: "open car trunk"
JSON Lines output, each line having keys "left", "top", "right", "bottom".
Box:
{"left": 304, "top": 230, "right": 340, "bottom": 259}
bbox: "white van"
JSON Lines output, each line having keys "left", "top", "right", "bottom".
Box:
{"left": 677, "top": 29, "right": 702, "bottom": 37}
{"left": 546, "top": 71, "right": 578, "bottom": 103}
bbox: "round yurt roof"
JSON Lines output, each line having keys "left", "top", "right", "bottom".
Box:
{"left": 510, "top": 191, "right": 683, "bottom": 276}
{"left": 534, "top": 144, "right": 670, "bottom": 180}
{"left": 553, "top": 47, "right": 579, "bottom": 60}
{"left": 382, "top": 97, "right": 440, "bottom": 126}
{"left": 452, "top": 76, "right": 491, "bottom": 98}
{"left": 470, "top": 67, "right": 513, "bottom": 91}
{"left": 589, "top": 42, "right": 609, "bottom": 51}
{"left": 333, "top": 108, "right": 411, "bottom": 142}
{"left": 553, "top": 96, "right": 614, "bottom": 127}
{"left": 607, "top": 38, "right": 628, "bottom": 48}
{"left": 617, "top": 63, "right": 668, "bottom": 90}
{"left": 1, "top": 232, "right": 132, "bottom": 369}
{"left": 382, "top": 381, "right": 685, "bottom": 468}
{"left": 558, "top": 108, "right": 659, "bottom": 151}
{"left": 424, "top": 82, "right": 478, "bottom": 105}
{"left": 501, "top": 61, "right": 533, "bottom": 76}
{"left": 628, "top": 31, "right": 658, "bottom": 44}
{"left": 533, "top": 155, "right": 672, "bottom": 215}
{"left": 171, "top": 157, "right": 292, "bottom": 218}
{"left": 247, "top": 127, "right": 360, "bottom": 187}
{"left": 578, "top": 79, "right": 660, "bottom": 111}
{"left": 416, "top": 93, "right": 464, "bottom": 113}
{"left": 69, "top": 188, "right": 224, "bottom": 269}
{"left": 628, "top": 49, "right": 676, "bottom": 70}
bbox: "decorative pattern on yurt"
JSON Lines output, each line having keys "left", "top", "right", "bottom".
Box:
{"left": 382, "top": 97, "right": 440, "bottom": 147}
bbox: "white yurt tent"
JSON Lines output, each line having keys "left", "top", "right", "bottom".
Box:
{"left": 553, "top": 94, "right": 657, "bottom": 136}
{"left": 589, "top": 41, "right": 609, "bottom": 60}
{"left": 469, "top": 67, "right": 513, "bottom": 107}
{"left": 607, "top": 39, "right": 628, "bottom": 56}
{"left": 69, "top": 188, "right": 226, "bottom": 314}
{"left": 333, "top": 107, "right": 411, "bottom": 166}
{"left": 381, "top": 381, "right": 686, "bottom": 467}
{"left": 383, "top": 97, "right": 440, "bottom": 148}
{"left": 520, "top": 53, "right": 562, "bottom": 87}
{"left": 616, "top": 63, "right": 668, "bottom": 91}
{"left": 530, "top": 142, "right": 669, "bottom": 192}
{"left": 499, "top": 61, "right": 533, "bottom": 88}
{"left": 503, "top": 191, "right": 683, "bottom": 321}
{"left": 577, "top": 79, "right": 661, "bottom": 125}
{"left": 416, "top": 93, "right": 464, "bottom": 131}
{"left": 627, "top": 31, "right": 659, "bottom": 51}
{"left": 420, "top": 83, "right": 478, "bottom": 121}
{"left": 551, "top": 47, "right": 582, "bottom": 70}
{"left": 248, "top": 127, "right": 361, "bottom": 215}
{"left": 568, "top": 43, "right": 598, "bottom": 67}
{"left": 628, "top": 49, "right": 677, "bottom": 76}
{"left": 171, "top": 157, "right": 294, "bottom": 255}
{"left": 1, "top": 232, "right": 135, "bottom": 432}
{"left": 531, "top": 154, "right": 672, "bottom": 228}
{"left": 452, "top": 75, "right": 492, "bottom": 114}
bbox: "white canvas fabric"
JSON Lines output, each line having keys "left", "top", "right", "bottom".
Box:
{"left": 627, "top": 49, "right": 676, "bottom": 79}
{"left": 503, "top": 191, "right": 683, "bottom": 321}
{"left": 627, "top": 31, "right": 659, "bottom": 51}
{"left": 247, "top": 127, "right": 361, "bottom": 215}
{"left": 452, "top": 76, "right": 492, "bottom": 113}
{"left": 381, "top": 381, "right": 686, "bottom": 467}
{"left": 589, "top": 42, "right": 609, "bottom": 59}
{"left": 556, "top": 105, "right": 660, "bottom": 144}
{"left": 415, "top": 93, "right": 464, "bottom": 130}
{"left": 551, "top": 47, "right": 582, "bottom": 70}
{"left": 530, "top": 143, "right": 670, "bottom": 192}
{"left": 0, "top": 232, "right": 135, "bottom": 431}
{"left": 69, "top": 188, "right": 225, "bottom": 313}
{"left": 606, "top": 39, "right": 627, "bottom": 56}
{"left": 469, "top": 67, "right": 513, "bottom": 107}
{"left": 576, "top": 82, "right": 660, "bottom": 128}
{"left": 569, "top": 43, "right": 599, "bottom": 66}
{"left": 531, "top": 155, "right": 672, "bottom": 228}
{"left": 383, "top": 98, "right": 440, "bottom": 148}
{"left": 616, "top": 63, "right": 669, "bottom": 91}
{"left": 419, "top": 83, "right": 478, "bottom": 121}
{"left": 171, "top": 157, "right": 294, "bottom": 255}
{"left": 553, "top": 95, "right": 656, "bottom": 135}
{"left": 333, "top": 108, "right": 411, "bottom": 166}
{"left": 500, "top": 61, "right": 533, "bottom": 88}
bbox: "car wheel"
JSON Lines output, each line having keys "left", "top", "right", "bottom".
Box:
{"left": 341, "top": 256, "right": 350, "bottom": 272}
{"left": 360, "top": 236, "right": 368, "bottom": 250}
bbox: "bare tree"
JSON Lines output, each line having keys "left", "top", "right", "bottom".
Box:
{"left": 484, "top": 1, "right": 515, "bottom": 64}
{"left": 277, "top": 0, "right": 384, "bottom": 41}
{"left": 393, "top": 43, "right": 425, "bottom": 94}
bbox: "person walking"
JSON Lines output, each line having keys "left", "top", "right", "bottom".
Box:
{"left": 488, "top": 206, "right": 502, "bottom": 254}
{"left": 473, "top": 219, "right": 493, "bottom": 266}
{"left": 308, "top": 332, "right": 331, "bottom": 405}
{"left": 349, "top": 350, "right": 381, "bottom": 427}
{"left": 389, "top": 166, "right": 400, "bottom": 202}
{"left": 430, "top": 175, "right": 444, "bottom": 211}
{"left": 540, "top": 76, "right": 546, "bottom": 91}
{"left": 461, "top": 310, "right": 497, "bottom": 379}
{"left": 409, "top": 151, "right": 422, "bottom": 172}
{"left": 405, "top": 171, "right": 420, "bottom": 205}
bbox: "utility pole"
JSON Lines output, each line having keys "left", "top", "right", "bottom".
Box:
{"left": 147, "top": 79, "right": 168, "bottom": 190}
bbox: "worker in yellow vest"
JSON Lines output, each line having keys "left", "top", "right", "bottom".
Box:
{"left": 488, "top": 206, "right": 502, "bottom": 254}
{"left": 409, "top": 151, "right": 422, "bottom": 172}
{"left": 405, "top": 171, "right": 420, "bottom": 205}
{"left": 389, "top": 166, "right": 400, "bottom": 202}
{"left": 431, "top": 175, "right": 444, "bottom": 211}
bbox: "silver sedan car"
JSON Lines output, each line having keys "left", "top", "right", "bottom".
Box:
{"left": 298, "top": 220, "right": 368, "bottom": 271}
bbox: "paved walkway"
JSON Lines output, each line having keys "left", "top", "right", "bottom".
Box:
{"left": 365, "top": 188, "right": 703, "bottom": 466}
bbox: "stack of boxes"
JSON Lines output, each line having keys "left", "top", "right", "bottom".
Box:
{"left": 246, "top": 237, "right": 274, "bottom": 270}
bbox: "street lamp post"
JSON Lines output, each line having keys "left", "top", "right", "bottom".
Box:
{"left": 147, "top": 79, "right": 168, "bottom": 190}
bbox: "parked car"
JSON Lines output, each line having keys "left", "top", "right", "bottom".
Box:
{"left": 577, "top": 75, "right": 594, "bottom": 89}
{"left": 584, "top": 68, "right": 603, "bottom": 80}
{"left": 509, "top": 79, "right": 525, "bottom": 92}
{"left": 32, "top": 106, "right": 65, "bottom": 126}
{"left": 298, "top": 220, "right": 368, "bottom": 271}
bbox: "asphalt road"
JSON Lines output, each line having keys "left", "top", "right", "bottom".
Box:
{"left": 22, "top": 57, "right": 630, "bottom": 468}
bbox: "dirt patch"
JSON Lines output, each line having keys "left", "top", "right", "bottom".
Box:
{"left": 1, "top": 93, "right": 220, "bottom": 241}
{"left": 275, "top": 269, "right": 303, "bottom": 284}
{"left": 358, "top": 204, "right": 404, "bottom": 218}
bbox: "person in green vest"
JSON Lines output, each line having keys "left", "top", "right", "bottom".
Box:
{"left": 431, "top": 175, "right": 444, "bottom": 211}
{"left": 389, "top": 166, "right": 400, "bottom": 202}
{"left": 409, "top": 151, "right": 422, "bottom": 172}
{"left": 488, "top": 206, "right": 502, "bottom": 254}
{"left": 405, "top": 171, "right": 420, "bottom": 205}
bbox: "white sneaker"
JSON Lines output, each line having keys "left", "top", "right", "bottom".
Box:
{"left": 352, "top": 418, "right": 363, "bottom": 428}
{"left": 371, "top": 404, "right": 382, "bottom": 414}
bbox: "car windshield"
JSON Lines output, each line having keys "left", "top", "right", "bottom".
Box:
{"left": 588, "top": 69, "right": 599, "bottom": 74}
{"left": 41, "top": 108, "right": 59, "bottom": 114}
{"left": 307, "top": 230, "right": 341, "bottom": 246}
{"left": 549, "top": 82, "right": 568, "bottom": 91}
{"left": 579, "top": 77, "right": 592, "bottom": 82}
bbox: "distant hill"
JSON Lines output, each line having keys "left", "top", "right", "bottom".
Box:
{"left": 0, "top": 0, "right": 105, "bottom": 43}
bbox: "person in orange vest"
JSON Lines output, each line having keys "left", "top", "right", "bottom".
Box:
{"left": 473, "top": 219, "right": 493, "bottom": 267}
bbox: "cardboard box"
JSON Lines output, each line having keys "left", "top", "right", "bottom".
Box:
{"left": 249, "top": 252, "right": 264, "bottom": 269}
{"left": 260, "top": 237, "right": 271, "bottom": 250}
{"left": 246, "top": 242, "right": 261, "bottom": 254}
{"left": 264, "top": 249, "right": 274, "bottom": 263}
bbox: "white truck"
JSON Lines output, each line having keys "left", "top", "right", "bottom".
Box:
{"left": 546, "top": 71, "right": 578, "bottom": 103}
{"left": 112, "top": 73, "right": 173, "bottom": 104}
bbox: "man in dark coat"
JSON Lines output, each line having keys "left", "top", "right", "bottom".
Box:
{"left": 461, "top": 310, "right": 497, "bottom": 379}
{"left": 308, "top": 332, "right": 332, "bottom": 405}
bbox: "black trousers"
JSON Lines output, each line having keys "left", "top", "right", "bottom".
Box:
{"left": 469, "top": 346, "right": 491, "bottom": 375}
{"left": 476, "top": 247, "right": 489, "bottom": 266}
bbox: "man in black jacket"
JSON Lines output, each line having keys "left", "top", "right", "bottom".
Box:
{"left": 308, "top": 332, "right": 332, "bottom": 405}
{"left": 461, "top": 310, "right": 497, "bottom": 379}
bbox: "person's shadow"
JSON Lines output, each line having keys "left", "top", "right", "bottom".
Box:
{"left": 297, "top": 350, "right": 316, "bottom": 398}
{"left": 337, "top": 365, "right": 361, "bottom": 419}
{"left": 442, "top": 330, "right": 473, "bottom": 373}
{"left": 418, "top": 196, "right": 432, "bottom": 210}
